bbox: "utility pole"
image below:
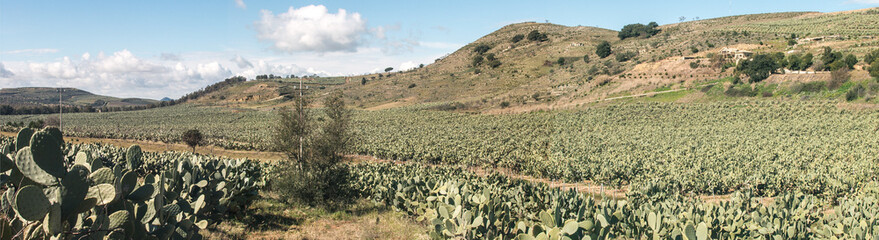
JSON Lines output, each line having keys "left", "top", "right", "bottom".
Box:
{"left": 298, "top": 77, "right": 303, "bottom": 169}
{"left": 59, "top": 88, "right": 62, "bottom": 132}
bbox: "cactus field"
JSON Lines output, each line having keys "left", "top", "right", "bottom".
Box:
{"left": 0, "top": 127, "right": 267, "bottom": 239}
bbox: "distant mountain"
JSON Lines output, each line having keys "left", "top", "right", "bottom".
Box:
{"left": 160, "top": 97, "right": 173, "bottom": 102}
{"left": 0, "top": 87, "right": 158, "bottom": 108}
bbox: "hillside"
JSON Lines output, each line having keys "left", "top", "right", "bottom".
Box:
{"left": 183, "top": 8, "right": 879, "bottom": 112}
{"left": 0, "top": 87, "right": 158, "bottom": 108}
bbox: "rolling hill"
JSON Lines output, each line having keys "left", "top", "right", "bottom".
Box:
{"left": 176, "top": 8, "right": 879, "bottom": 112}
{"left": 0, "top": 87, "right": 158, "bottom": 108}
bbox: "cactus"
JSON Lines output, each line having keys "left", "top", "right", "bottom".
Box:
{"left": 86, "top": 183, "right": 117, "bottom": 205}
{"left": 14, "top": 147, "right": 58, "bottom": 186}
{"left": 14, "top": 128, "right": 33, "bottom": 151}
{"left": 125, "top": 145, "right": 142, "bottom": 170}
{"left": 0, "top": 153, "right": 13, "bottom": 172}
{"left": 118, "top": 171, "right": 137, "bottom": 196}
{"left": 13, "top": 185, "right": 50, "bottom": 221}
{"left": 89, "top": 167, "right": 116, "bottom": 185}
{"left": 28, "top": 130, "right": 66, "bottom": 178}
{"left": 127, "top": 184, "right": 155, "bottom": 202}
{"left": 60, "top": 166, "right": 89, "bottom": 219}
{"left": 43, "top": 203, "right": 62, "bottom": 236}
{"left": 44, "top": 126, "right": 64, "bottom": 146}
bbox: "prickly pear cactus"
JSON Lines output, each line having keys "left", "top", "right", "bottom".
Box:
{"left": 0, "top": 130, "right": 266, "bottom": 240}
{"left": 126, "top": 144, "right": 142, "bottom": 170}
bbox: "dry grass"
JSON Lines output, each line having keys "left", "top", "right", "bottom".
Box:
{"left": 201, "top": 193, "right": 428, "bottom": 240}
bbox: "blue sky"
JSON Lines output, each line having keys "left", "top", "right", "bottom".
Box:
{"left": 1, "top": 0, "right": 878, "bottom": 99}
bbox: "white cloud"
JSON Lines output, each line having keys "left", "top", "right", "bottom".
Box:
{"left": 0, "top": 63, "right": 14, "bottom": 78}
{"left": 234, "top": 0, "right": 246, "bottom": 9}
{"left": 254, "top": 5, "right": 368, "bottom": 53}
{"left": 398, "top": 61, "right": 419, "bottom": 71}
{"left": 3, "top": 48, "right": 59, "bottom": 54}
{"left": 1, "top": 50, "right": 233, "bottom": 99}
{"left": 231, "top": 55, "right": 254, "bottom": 68}
{"left": 160, "top": 53, "right": 181, "bottom": 61}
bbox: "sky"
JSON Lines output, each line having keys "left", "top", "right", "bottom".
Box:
{"left": 1, "top": 0, "right": 878, "bottom": 99}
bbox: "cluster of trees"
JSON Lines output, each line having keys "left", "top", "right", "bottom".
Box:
{"left": 865, "top": 49, "right": 879, "bottom": 79}
{"left": 736, "top": 53, "right": 782, "bottom": 83}
{"left": 783, "top": 53, "right": 814, "bottom": 71}
{"left": 255, "top": 74, "right": 285, "bottom": 80}
{"left": 511, "top": 34, "right": 525, "bottom": 43}
{"left": 736, "top": 48, "right": 877, "bottom": 83}
{"left": 618, "top": 22, "right": 660, "bottom": 40}
{"left": 819, "top": 47, "right": 858, "bottom": 71}
{"left": 471, "top": 44, "right": 501, "bottom": 69}
{"left": 526, "top": 30, "right": 549, "bottom": 42}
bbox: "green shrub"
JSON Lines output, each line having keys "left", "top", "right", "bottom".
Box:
{"left": 596, "top": 41, "right": 612, "bottom": 58}
{"left": 846, "top": 84, "right": 866, "bottom": 101}
{"left": 511, "top": 34, "right": 524, "bottom": 43}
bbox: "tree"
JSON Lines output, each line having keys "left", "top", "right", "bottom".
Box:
{"left": 557, "top": 57, "right": 566, "bottom": 65}
{"left": 273, "top": 90, "right": 353, "bottom": 206}
{"left": 473, "top": 44, "right": 491, "bottom": 54}
{"left": 843, "top": 54, "right": 858, "bottom": 69}
{"left": 596, "top": 41, "right": 612, "bottom": 58}
{"left": 583, "top": 54, "right": 590, "bottom": 63}
{"left": 618, "top": 22, "right": 660, "bottom": 40}
{"left": 736, "top": 53, "right": 781, "bottom": 83}
{"left": 865, "top": 49, "right": 879, "bottom": 65}
{"left": 471, "top": 55, "right": 484, "bottom": 67}
{"left": 511, "top": 34, "right": 524, "bottom": 43}
{"left": 182, "top": 129, "right": 203, "bottom": 152}
{"left": 361, "top": 77, "right": 367, "bottom": 85}
{"left": 384, "top": 67, "right": 394, "bottom": 73}
{"left": 527, "top": 30, "right": 548, "bottom": 42}
{"left": 870, "top": 60, "right": 879, "bottom": 79}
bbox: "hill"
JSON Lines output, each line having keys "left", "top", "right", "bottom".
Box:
{"left": 182, "top": 8, "right": 879, "bottom": 112}
{"left": 0, "top": 87, "right": 158, "bottom": 109}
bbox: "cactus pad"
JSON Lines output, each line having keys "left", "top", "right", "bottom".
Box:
{"left": 14, "top": 147, "right": 58, "bottom": 186}
{"left": 108, "top": 210, "right": 130, "bottom": 230}
{"left": 43, "top": 203, "right": 62, "bottom": 236}
{"left": 0, "top": 153, "right": 13, "bottom": 172}
{"left": 14, "top": 128, "right": 33, "bottom": 151}
{"left": 126, "top": 145, "right": 142, "bottom": 170}
{"left": 14, "top": 185, "right": 50, "bottom": 221}
{"left": 28, "top": 131, "right": 66, "bottom": 178}
{"left": 127, "top": 184, "right": 155, "bottom": 202}
{"left": 87, "top": 183, "right": 117, "bottom": 205}
{"left": 44, "top": 127, "right": 64, "bottom": 145}
{"left": 89, "top": 167, "right": 116, "bottom": 185}
{"left": 61, "top": 167, "right": 89, "bottom": 219}
{"left": 118, "top": 171, "right": 137, "bottom": 196}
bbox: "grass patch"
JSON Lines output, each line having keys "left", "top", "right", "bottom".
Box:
{"left": 644, "top": 89, "right": 693, "bottom": 102}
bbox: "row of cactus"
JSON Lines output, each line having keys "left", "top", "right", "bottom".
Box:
{"left": 0, "top": 128, "right": 267, "bottom": 240}
{"left": 350, "top": 162, "right": 879, "bottom": 240}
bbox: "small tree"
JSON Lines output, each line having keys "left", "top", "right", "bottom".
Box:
{"left": 182, "top": 129, "right": 203, "bottom": 152}
{"left": 870, "top": 60, "right": 879, "bottom": 79}
{"left": 511, "top": 34, "right": 524, "bottom": 43}
{"left": 273, "top": 90, "right": 353, "bottom": 207}
{"left": 384, "top": 67, "right": 394, "bottom": 73}
{"left": 557, "top": 57, "right": 566, "bottom": 65}
{"left": 596, "top": 41, "right": 612, "bottom": 58}
{"left": 583, "top": 54, "right": 590, "bottom": 63}
{"left": 361, "top": 77, "right": 367, "bottom": 85}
